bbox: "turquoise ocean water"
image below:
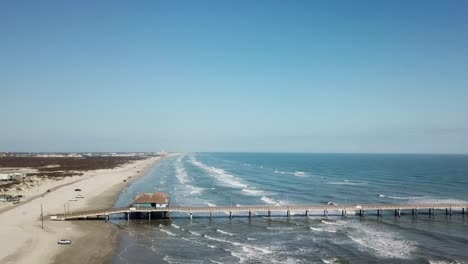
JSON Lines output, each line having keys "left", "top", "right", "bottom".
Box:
{"left": 112, "top": 153, "right": 468, "bottom": 263}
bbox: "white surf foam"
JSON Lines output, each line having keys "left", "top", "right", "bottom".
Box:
{"left": 186, "top": 184, "right": 204, "bottom": 195}
{"left": 274, "top": 169, "right": 308, "bottom": 177}
{"left": 428, "top": 261, "right": 464, "bottom": 264}
{"left": 175, "top": 156, "right": 191, "bottom": 185}
{"left": 343, "top": 221, "right": 417, "bottom": 259}
{"left": 326, "top": 180, "right": 367, "bottom": 186}
{"left": 216, "top": 229, "right": 235, "bottom": 236}
{"left": 261, "top": 196, "right": 280, "bottom": 206}
{"left": 378, "top": 194, "right": 467, "bottom": 204}
{"left": 205, "top": 202, "right": 216, "bottom": 207}
{"left": 160, "top": 229, "right": 177, "bottom": 236}
{"left": 189, "top": 231, "right": 201, "bottom": 236}
{"left": 171, "top": 224, "right": 180, "bottom": 229}
{"left": 310, "top": 227, "right": 337, "bottom": 233}
{"left": 322, "top": 258, "right": 340, "bottom": 264}
{"left": 293, "top": 171, "right": 307, "bottom": 177}
{"left": 241, "top": 188, "right": 264, "bottom": 196}
{"left": 204, "top": 235, "right": 244, "bottom": 246}
{"left": 190, "top": 157, "right": 248, "bottom": 188}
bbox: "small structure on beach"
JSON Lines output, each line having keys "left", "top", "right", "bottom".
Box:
{"left": 0, "top": 173, "right": 24, "bottom": 183}
{"left": 0, "top": 194, "right": 14, "bottom": 202}
{"left": 131, "top": 192, "right": 170, "bottom": 208}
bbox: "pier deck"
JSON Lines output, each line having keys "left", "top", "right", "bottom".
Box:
{"left": 47, "top": 203, "right": 468, "bottom": 221}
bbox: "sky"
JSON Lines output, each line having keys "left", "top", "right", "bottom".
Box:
{"left": 1, "top": 1, "right": 468, "bottom": 153}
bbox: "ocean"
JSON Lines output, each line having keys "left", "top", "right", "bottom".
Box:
{"left": 111, "top": 153, "right": 468, "bottom": 263}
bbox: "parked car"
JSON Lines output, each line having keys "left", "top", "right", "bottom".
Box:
{"left": 57, "top": 239, "right": 72, "bottom": 245}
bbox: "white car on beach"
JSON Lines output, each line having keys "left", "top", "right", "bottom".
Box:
{"left": 57, "top": 239, "right": 72, "bottom": 245}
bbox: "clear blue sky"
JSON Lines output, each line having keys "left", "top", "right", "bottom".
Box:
{"left": 1, "top": 1, "right": 468, "bottom": 153}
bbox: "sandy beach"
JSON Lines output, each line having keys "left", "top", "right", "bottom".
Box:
{"left": 0, "top": 156, "right": 161, "bottom": 264}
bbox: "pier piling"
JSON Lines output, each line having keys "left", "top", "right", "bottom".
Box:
{"left": 394, "top": 209, "right": 401, "bottom": 217}
{"left": 189, "top": 213, "right": 193, "bottom": 220}
{"left": 268, "top": 210, "right": 271, "bottom": 218}
{"left": 248, "top": 211, "right": 252, "bottom": 219}
{"left": 305, "top": 210, "right": 309, "bottom": 217}
{"left": 287, "top": 210, "right": 290, "bottom": 217}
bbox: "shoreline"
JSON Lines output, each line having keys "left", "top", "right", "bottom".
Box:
{"left": 0, "top": 156, "right": 162, "bottom": 264}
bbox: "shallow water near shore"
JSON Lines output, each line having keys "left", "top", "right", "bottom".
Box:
{"left": 111, "top": 153, "right": 468, "bottom": 263}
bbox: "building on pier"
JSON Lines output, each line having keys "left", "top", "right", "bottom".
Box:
{"left": 131, "top": 192, "right": 170, "bottom": 208}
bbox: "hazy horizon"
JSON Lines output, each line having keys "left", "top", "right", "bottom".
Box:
{"left": 2, "top": 1, "right": 468, "bottom": 154}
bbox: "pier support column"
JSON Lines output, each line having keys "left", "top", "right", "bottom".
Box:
{"left": 398, "top": 209, "right": 401, "bottom": 217}
{"left": 268, "top": 210, "right": 271, "bottom": 218}
{"left": 324, "top": 210, "right": 328, "bottom": 218}
{"left": 412, "top": 209, "right": 415, "bottom": 215}
{"left": 287, "top": 210, "right": 290, "bottom": 218}
{"left": 229, "top": 212, "right": 232, "bottom": 219}
{"left": 449, "top": 207, "right": 452, "bottom": 216}
{"left": 305, "top": 210, "right": 309, "bottom": 217}
{"left": 394, "top": 209, "right": 400, "bottom": 217}
{"left": 463, "top": 208, "right": 465, "bottom": 215}
{"left": 415, "top": 209, "right": 418, "bottom": 216}
{"left": 343, "top": 210, "right": 346, "bottom": 217}
{"left": 429, "top": 208, "right": 432, "bottom": 216}
{"left": 105, "top": 215, "right": 109, "bottom": 222}
{"left": 148, "top": 212, "right": 151, "bottom": 221}
{"left": 446, "top": 208, "right": 448, "bottom": 215}
{"left": 210, "top": 212, "right": 212, "bottom": 220}
{"left": 189, "top": 213, "right": 193, "bottom": 220}
{"left": 249, "top": 211, "right": 252, "bottom": 219}
{"left": 127, "top": 213, "right": 130, "bottom": 221}
{"left": 377, "top": 209, "right": 380, "bottom": 217}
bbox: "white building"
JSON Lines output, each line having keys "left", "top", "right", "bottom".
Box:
{"left": 0, "top": 173, "right": 24, "bottom": 182}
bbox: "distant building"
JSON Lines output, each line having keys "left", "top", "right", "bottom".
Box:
{"left": 0, "top": 173, "right": 24, "bottom": 182}
{"left": 0, "top": 194, "right": 13, "bottom": 202}
{"left": 131, "top": 192, "right": 170, "bottom": 208}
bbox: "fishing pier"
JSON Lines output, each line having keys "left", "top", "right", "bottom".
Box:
{"left": 48, "top": 202, "right": 468, "bottom": 221}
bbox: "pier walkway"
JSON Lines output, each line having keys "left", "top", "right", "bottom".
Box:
{"left": 47, "top": 203, "right": 468, "bottom": 221}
